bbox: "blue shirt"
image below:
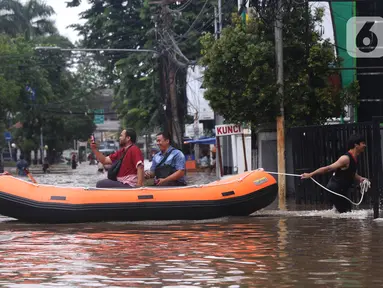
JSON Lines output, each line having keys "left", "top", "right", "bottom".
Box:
{"left": 150, "top": 146, "right": 186, "bottom": 184}
{"left": 16, "top": 159, "right": 28, "bottom": 176}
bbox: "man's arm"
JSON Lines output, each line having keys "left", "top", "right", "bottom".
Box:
{"left": 137, "top": 164, "right": 144, "bottom": 186}
{"left": 355, "top": 173, "right": 366, "bottom": 183}
{"left": 163, "top": 170, "right": 185, "bottom": 183}
{"left": 301, "top": 155, "right": 349, "bottom": 179}
{"left": 144, "top": 170, "right": 155, "bottom": 179}
{"left": 158, "top": 152, "right": 185, "bottom": 185}
{"left": 131, "top": 147, "right": 144, "bottom": 186}
{"left": 145, "top": 157, "right": 157, "bottom": 179}
{"left": 90, "top": 143, "right": 112, "bottom": 165}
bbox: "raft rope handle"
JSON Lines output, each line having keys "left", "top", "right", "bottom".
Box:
{"left": 261, "top": 170, "right": 371, "bottom": 206}
{"left": 139, "top": 170, "right": 259, "bottom": 191}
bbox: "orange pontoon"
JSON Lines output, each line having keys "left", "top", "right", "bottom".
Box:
{"left": 0, "top": 169, "right": 277, "bottom": 223}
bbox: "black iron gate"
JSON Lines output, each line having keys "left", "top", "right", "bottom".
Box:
{"left": 288, "top": 120, "right": 382, "bottom": 217}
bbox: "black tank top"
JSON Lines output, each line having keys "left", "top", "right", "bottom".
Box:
{"left": 331, "top": 152, "right": 357, "bottom": 189}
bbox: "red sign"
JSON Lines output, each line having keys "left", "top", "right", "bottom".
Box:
{"left": 215, "top": 124, "right": 243, "bottom": 136}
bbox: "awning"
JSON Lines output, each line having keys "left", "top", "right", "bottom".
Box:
{"left": 184, "top": 137, "right": 216, "bottom": 145}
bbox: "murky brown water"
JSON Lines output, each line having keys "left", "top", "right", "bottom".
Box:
{"left": 1, "top": 163, "right": 383, "bottom": 287}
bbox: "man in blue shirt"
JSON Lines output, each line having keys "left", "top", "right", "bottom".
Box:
{"left": 144, "top": 132, "right": 187, "bottom": 186}
{"left": 16, "top": 155, "right": 29, "bottom": 176}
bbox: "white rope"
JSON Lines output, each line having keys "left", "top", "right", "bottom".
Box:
{"left": 261, "top": 170, "right": 371, "bottom": 206}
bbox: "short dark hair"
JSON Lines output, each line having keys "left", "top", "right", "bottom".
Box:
{"left": 347, "top": 134, "right": 365, "bottom": 150}
{"left": 125, "top": 128, "right": 137, "bottom": 143}
{"left": 157, "top": 131, "right": 171, "bottom": 142}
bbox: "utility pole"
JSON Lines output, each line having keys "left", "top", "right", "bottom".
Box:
{"left": 151, "top": 1, "right": 186, "bottom": 148}
{"left": 214, "top": 0, "right": 222, "bottom": 39}
{"left": 214, "top": 6, "right": 218, "bottom": 39}
{"left": 218, "top": 0, "right": 222, "bottom": 33}
{"left": 214, "top": 0, "right": 225, "bottom": 178}
{"left": 240, "top": 0, "right": 247, "bottom": 24}
{"left": 194, "top": 111, "right": 200, "bottom": 160}
{"left": 275, "top": 0, "right": 286, "bottom": 209}
{"left": 40, "top": 126, "right": 44, "bottom": 164}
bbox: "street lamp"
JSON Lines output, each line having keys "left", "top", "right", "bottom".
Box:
{"left": 35, "top": 46, "right": 159, "bottom": 55}
{"left": 10, "top": 143, "right": 17, "bottom": 162}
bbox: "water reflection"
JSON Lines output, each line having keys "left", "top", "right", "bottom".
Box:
{"left": 0, "top": 215, "right": 381, "bottom": 287}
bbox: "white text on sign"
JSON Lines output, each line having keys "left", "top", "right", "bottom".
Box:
{"left": 215, "top": 124, "right": 243, "bottom": 136}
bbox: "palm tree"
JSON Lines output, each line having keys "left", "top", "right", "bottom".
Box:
{"left": 0, "top": 0, "right": 57, "bottom": 39}
{"left": 0, "top": 0, "right": 25, "bottom": 36}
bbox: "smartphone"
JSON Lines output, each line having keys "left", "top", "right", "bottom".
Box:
{"left": 91, "top": 134, "right": 95, "bottom": 144}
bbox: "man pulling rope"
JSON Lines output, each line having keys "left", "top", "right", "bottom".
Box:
{"left": 300, "top": 134, "right": 368, "bottom": 213}
{"left": 263, "top": 169, "right": 371, "bottom": 208}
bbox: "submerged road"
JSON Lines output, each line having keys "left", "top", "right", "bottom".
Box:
{"left": 0, "top": 162, "right": 381, "bottom": 287}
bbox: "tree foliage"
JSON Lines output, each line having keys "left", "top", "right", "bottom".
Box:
{"left": 0, "top": 34, "right": 96, "bottom": 160}
{"left": 0, "top": 0, "right": 57, "bottom": 40}
{"left": 0, "top": 35, "right": 99, "bottom": 163}
{"left": 200, "top": 7, "right": 359, "bottom": 126}
{"left": 67, "top": 0, "right": 237, "bottom": 138}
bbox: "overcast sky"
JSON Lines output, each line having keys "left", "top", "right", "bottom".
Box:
{"left": 313, "top": 2, "right": 335, "bottom": 43}
{"left": 30, "top": 0, "right": 91, "bottom": 43}
{"left": 27, "top": 1, "right": 335, "bottom": 45}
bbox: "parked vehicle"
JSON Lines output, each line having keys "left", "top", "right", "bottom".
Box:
{"left": 98, "top": 140, "right": 118, "bottom": 156}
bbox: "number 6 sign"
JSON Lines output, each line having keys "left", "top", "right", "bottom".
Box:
{"left": 347, "top": 17, "right": 383, "bottom": 58}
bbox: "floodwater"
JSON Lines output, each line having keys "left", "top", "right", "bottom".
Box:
{"left": 0, "top": 162, "right": 383, "bottom": 287}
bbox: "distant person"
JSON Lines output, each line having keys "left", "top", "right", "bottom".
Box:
{"left": 301, "top": 134, "right": 368, "bottom": 213}
{"left": 78, "top": 151, "right": 82, "bottom": 164}
{"left": 42, "top": 157, "right": 50, "bottom": 173}
{"left": 16, "top": 155, "right": 29, "bottom": 176}
{"left": 91, "top": 128, "right": 144, "bottom": 188}
{"left": 88, "top": 153, "right": 96, "bottom": 165}
{"left": 210, "top": 146, "right": 216, "bottom": 173}
{"left": 199, "top": 153, "right": 209, "bottom": 168}
{"left": 144, "top": 131, "right": 187, "bottom": 186}
{"left": 71, "top": 154, "right": 77, "bottom": 169}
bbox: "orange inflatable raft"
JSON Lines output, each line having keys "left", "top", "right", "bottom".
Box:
{"left": 0, "top": 169, "right": 277, "bottom": 223}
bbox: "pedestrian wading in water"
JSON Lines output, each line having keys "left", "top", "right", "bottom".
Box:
{"left": 301, "top": 134, "right": 368, "bottom": 213}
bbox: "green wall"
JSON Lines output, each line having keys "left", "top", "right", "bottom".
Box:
{"left": 330, "top": 2, "right": 357, "bottom": 121}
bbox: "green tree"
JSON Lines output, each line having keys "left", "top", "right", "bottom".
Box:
{"left": 29, "top": 55, "right": 97, "bottom": 157}
{"left": 0, "top": 0, "right": 57, "bottom": 40}
{"left": 0, "top": 34, "right": 55, "bottom": 162}
{"left": 0, "top": 33, "right": 97, "bottom": 162}
{"left": 0, "top": 4, "right": 100, "bottom": 164}
{"left": 66, "top": 0, "right": 237, "bottom": 144}
{"left": 200, "top": 9, "right": 359, "bottom": 127}
{"left": 114, "top": 54, "right": 165, "bottom": 133}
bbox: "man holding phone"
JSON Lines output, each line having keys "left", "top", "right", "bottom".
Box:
{"left": 91, "top": 129, "right": 144, "bottom": 188}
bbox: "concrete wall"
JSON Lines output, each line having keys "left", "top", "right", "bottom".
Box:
{"left": 255, "top": 131, "right": 295, "bottom": 197}
{"left": 215, "top": 129, "right": 251, "bottom": 177}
